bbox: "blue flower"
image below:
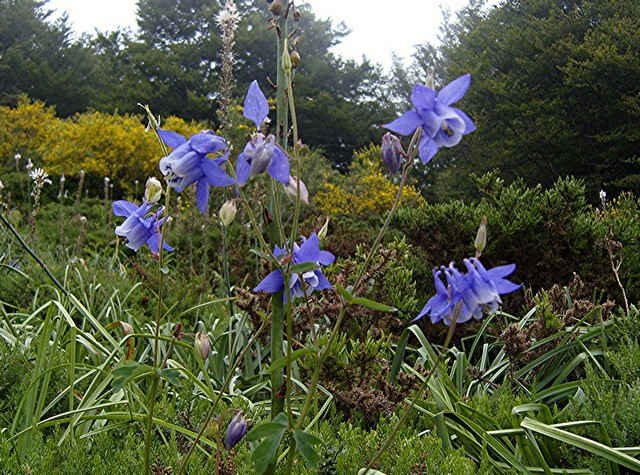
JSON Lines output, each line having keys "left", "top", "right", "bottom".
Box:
{"left": 254, "top": 233, "right": 334, "bottom": 300}
{"left": 112, "top": 200, "right": 173, "bottom": 254}
{"left": 158, "top": 130, "right": 234, "bottom": 213}
{"left": 415, "top": 258, "right": 519, "bottom": 325}
{"left": 236, "top": 81, "right": 290, "bottom": 185}
{"left": 384, "top": 74, "right": 476, "bottom": 164}
{"left": 224, "top": 412, "right": 248, "bottom": 450}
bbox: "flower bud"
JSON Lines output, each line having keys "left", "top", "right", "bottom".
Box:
{"left": 224, "top": 412, "right": 248, "bottom": 449}
{"left": 290, "top": 50, "right": 301, "bottom": 68}
{"left": 381, "top": 132, "right": 404, "bottom": 174}
{"left": 269, "top": 0, "right": 282, "bottom": 15}
{"left": 195, "top": 331, "right": 211, "bottom": 361}
{"left": 219, "top": 200, "right": 237, "bottom": 226}
{"left": 144, "top": 177, "right": 163, "bottom": 203}
{"left": 284, "top": 176, "right": 309, "bottom": 204}
{"left": 474, "top": 216, "right": 487, "bottom": 255}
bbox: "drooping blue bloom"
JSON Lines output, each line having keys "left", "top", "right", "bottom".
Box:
{"left": 415, "top": 257, "right": 519, "bottom": 326}
{"left": 254, "top": 233, "right": 334, "bottom": 300}
{"left": 158, "top": 130, "right": 234, "bottom": 213}
{"left": 236, "top": 81, "right": 290, "bottom": 185}
{"left": 112, "top": 200, "right": 173, "bottom": 254}
{"left": 384, "top": 74, "right": 476, "bottom": 164}
{"left": 224, "top": 412, "right": 248, "bottom": 450}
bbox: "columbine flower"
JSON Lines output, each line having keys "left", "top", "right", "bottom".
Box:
{"left": 158, "top": 130, "right": 234, "bottom": 213}
{"left": 224, "top": 412, "right": 248, "bottom": 450}
{"left": 381, "top": 132, "right": 405, "bottom": 173}
{"left": 283, "top": 176, "right": 309, "bottom": 204}
{"left": 236, "top": 81, "right": 290, "bottom": 186}
{"left": 254, "top": 233, "right": 334, "bottom": 300}
{"left": 112, "top": 200, "right": 173, "bottom": 254}
{"left": 384, "top": 74, "right": 476, "bottom": 164}
{"left": 415, "top": 257, "right": 519, "bottom": 325}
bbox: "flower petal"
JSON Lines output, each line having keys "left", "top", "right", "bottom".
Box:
{"left": 243, "top": 80, "right": 270, "bottom": 129}
{"left": 190, "top": 132, "right": 227, "bottom": 155}
{"left": 418, "top": 136, "right": 439, "bottom": 163}
{"left": 235, "top": 153, "right": 251, "bottom": 186}
{"left": 451, "top": 107, "right": 476, "bottom": 134}
{"left": 268, "top": 146, "right": 290, "bottom": 184}
{"left": 295, "top": 233, "right": 321, "bottom": 263}
{"left": 437, "top": 74, "right": 471, "bottom": 106}
{"left": 112, "top": 200, "right": 138, "bottom": 217}
{"left": 201, "top": 158, "right": 234, "bottom": 187}
{"left": 383, "top": 110, "right": 422, "bottom": 136}
{"left": 196, "top": 178, "right": 210, "bottom": 213}
{"left": 254, "top": 270, "right": 285, "bottom": 293}
{"left": 411, "top": 84, "right": 436, "bottom": 110}
{"left": 158, "top": 129, "right": 187, "bottom": 149}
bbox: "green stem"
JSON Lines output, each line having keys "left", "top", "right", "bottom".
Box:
{"left": 0, "top": 211, "right": 67, "bottom": 296}
{"left": 177, "top": 318, "right": 268, "bottom": 475}
{"left": 270, "top": 292, "right": 286, "bottom": 419}
{"left": 295, "top": 128, "right": 422, "bottom": 431}
{"left": 143, "top": 117, "right": 172, "bottom": 474}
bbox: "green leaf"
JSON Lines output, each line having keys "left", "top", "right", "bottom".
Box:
{"left": 111, "top": 362, "right": 152, "bottom": 392}
{"left": 521, "top": 417, "right": 640, "bottom": 472}
{"left": 335, "top": 284, "right": 396, "bottom": 312}
{"left": 294, "top": 430, "right": 322, "bottom": 468}
{"left": 248, "top": 413, "right": 288, "bottom": 475}
{"left": 290, "top": 262, "right": 319, "bottom": 274}
{"left": 389, "top": 328, "right": 410, "bottom": 382}
{"left": 267, "top": 348, "right": 313, "bottom": 373}
{"left": 161, "top": 368, "right": 181, "bottom": 386}
{"left": 349, "top": 297, "right": 397, "bottom": 313}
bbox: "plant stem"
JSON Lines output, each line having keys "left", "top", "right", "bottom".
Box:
{"left": 270, "top": 292, "right": 286, "bottom": 419}
{"left": 294, "top": 129, "right": 422, "bottom": 431}
{"left": 144, "top": 185, "right": 172, "bottom": 475}
{"left": 177, "top": 318, "right": 268, "bottom": 475}
{"left": 0, "top": 211, "right": 67, "bottom": 296}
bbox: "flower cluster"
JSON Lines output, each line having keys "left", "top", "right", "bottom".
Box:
{"left": 254, "top": 233, "right": 334, "bottom": 300}
{"left": 112, "top": 200, "right": 172, "bottom": 254}
{"left": 416, "top": 257, "right": 520, "bottom": 326}
{"left": 384, "top": 74, "right": 475, "bottom": 164}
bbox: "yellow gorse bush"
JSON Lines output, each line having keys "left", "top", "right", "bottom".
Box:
{"left": 315, "top": 144, "right": 424, "bottom": 216}
{"left": 0, "top": 96, "right": 56, "bottom": 165}
{"left": 1, "top": 98, "right": 204, "bottom": 191}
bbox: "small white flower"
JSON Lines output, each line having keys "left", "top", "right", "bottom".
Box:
{"left": 599, "top": 189, "right": 607, "bottom": 205}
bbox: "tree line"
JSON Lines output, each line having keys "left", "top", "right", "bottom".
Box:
{"left": 1, "top": 0, "right": 638, "bottom": 196}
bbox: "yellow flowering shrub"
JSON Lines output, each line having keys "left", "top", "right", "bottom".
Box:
{"left": 315, "top": 144, "right": 424, "bottom": 216}
{"left": 0, "top": 97, "right": 57, "bottom": 166}
{"left": 0, "top": 98, "right": 206, "bottom": 191}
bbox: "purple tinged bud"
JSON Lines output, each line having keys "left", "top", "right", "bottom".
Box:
{"left": 224, "top": 412, "right": 248, "bottom": 449}
{"left": 194, "top": 332, "right": 211, "bottom": 360}
{"left": 381, "top": 132, "right": 404, "bottom": 174}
